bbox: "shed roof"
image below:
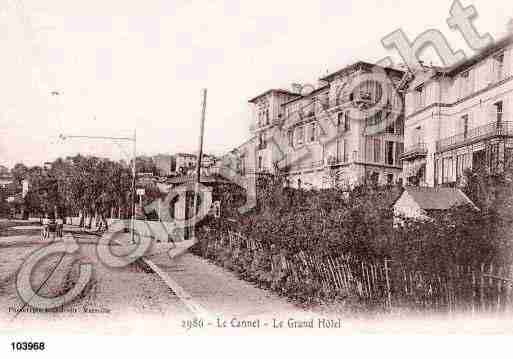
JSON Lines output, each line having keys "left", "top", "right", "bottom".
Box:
{"left": 397, "top": 186, "right": 477, "bottom": 210}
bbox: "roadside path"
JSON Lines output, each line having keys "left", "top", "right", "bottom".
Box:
{"left": 148, "top": 251, "right": 309, "bottom": 321}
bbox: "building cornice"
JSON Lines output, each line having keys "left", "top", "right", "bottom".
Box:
{"left": 405, "top": 75, "right": 513, "bottom": 121}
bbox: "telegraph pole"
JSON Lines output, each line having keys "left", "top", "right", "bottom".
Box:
{"left": 195, "top": 89, "right": 207, "bottom": 183}
{"left": 192, "top": 89, "right": 207, "bottom": 240}
{"left": 131, "top": 129, "right": 137, "bottom": 244}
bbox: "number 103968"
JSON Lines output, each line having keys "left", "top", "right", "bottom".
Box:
{"left": 11, "top": 342, "right": 46, "bottom": 351}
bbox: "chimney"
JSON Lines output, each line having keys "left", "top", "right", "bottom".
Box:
{"left": 291, "top": 83, "right": 303, "bottom": 94}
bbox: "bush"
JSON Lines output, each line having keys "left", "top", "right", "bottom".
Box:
{"left": 194, "top": 170, "right": 512, "bottom": 306}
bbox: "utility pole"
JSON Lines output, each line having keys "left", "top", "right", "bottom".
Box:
{"left": 195, "top": 89, "right": 207, "bottom": 184}
{"left": 192, "top": 89, "right": 207, "bottom": 240}
{"left": 131, "top": 129, "right": 137, "bottom": 244}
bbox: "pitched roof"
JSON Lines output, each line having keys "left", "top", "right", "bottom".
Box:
{"left": 319, "top": 61, "right": 404, "bottom": 82}
{"left": 445, "top": 35, "right": 513, "bottom": 77}
{"left": 400, "top": 186, "right": 477, "bottom": 211}
{"left": 248, "top": 89, "right": 300, "bottom": 103}
{"left": 409, "top": 35, "right": 513, "bottom": 88}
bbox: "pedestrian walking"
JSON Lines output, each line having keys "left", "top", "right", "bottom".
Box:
{"left": 56, "top": 217, "right": 64, "bottom": 237}
{"left": 41, "top": 214, "right": 50, "bottom": 240}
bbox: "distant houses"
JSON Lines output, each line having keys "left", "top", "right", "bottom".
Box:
{"left": 175, "top": 153, "right": 218, "bottom": 175}
{"left": 152, "top": 154, "right": 175, "bottom": 176}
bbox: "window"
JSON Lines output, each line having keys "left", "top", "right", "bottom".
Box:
{"left": 368, "top": 110, "right": 383, "bottom": 127}
{"left": 265, "top": 110, "right": 270, "bottom": 125}
{"left": 442, "top": 157, "right": 454, "bottom": 183}
{"left": 385, "top": 141, "right": 394, "bottom": 165}
{"left": 344, "top": 111, "right": 350, "bottom": 131}
{"left": 373, "top": 138, "right": 381, "bottom": 163}
{"left": 337, "top": 112, "right": 343, "bottom": 128}
{"left": 461, "top": 115, "right": 469, "bottom": 139}
{"left": 370, "top": 172, "right": 379, "bottom": 186}
{"left": 343, "top": 139, "right": 348, "bottom": 162}
{"left": 493, "top": 52, "right": 505, "bottom": 82}
{"left": 414, "top": 125, "right": 423, "bottom": 144}
{"left": 297, "top": 178, "right": 302, "bottom": 189}
{"left": 308, "top": 123, "right": 317, "bottom": 142}
{"left": 460, "top": 71, "right": 473, "bottom": 97}
{"left": 287, "top": 130, "right": 293, "bottom": 147}
{"left": 472, "top": 150, "right": 486, "bottom": 171}
{"left": 456, "top": 153, "right": 470, "bottom": 180}
{"left": 386, "top": 173, "right": 393, "bottom": 185}
{"left": 296, "top": 126, "right": 304, "bottom": 146}
{"left": 395, "top": 142, "right": 404, "bottom": 166}
{"left": 415, "top": 86, "right": 425, "bottom": 109}
{"left": 395, "top": 117, "right": 404, "bottom": 135}
{"left": 240, "top": 157, "right": 245, "bottom": 175}
{"left": 386, "top": 120, "right": 395, "bottom": 134}
{"left": 494, "top": 101, "right": 503, "bottom": 127}
{"left": 489, "top": 143, "right": 500, "bottom": 172}
{"left": 258, "top": 133, "right": 266, "bottom": 149}
{"left": 435, "top": 158, "right": 441, "bottom": 186}
{"left": 258, "top": 156, "right": 263, "bottom": 170}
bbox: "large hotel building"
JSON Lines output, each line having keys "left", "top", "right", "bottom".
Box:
{"left": 402, "top": 37, "right": 513, "bottom": 187}
{"left": 230, "top": 36, "right": 513, "bottom": 190}
{"left": 245, "top": 61, "right": 406, "bottom": 189}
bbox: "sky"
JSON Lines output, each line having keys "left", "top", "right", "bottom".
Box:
{"left": 0, "top": 0, "right": 512, "bottom": 168}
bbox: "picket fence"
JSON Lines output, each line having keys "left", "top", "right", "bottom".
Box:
{"left": 203, "top": 230, "right": 513, "bottom": 313}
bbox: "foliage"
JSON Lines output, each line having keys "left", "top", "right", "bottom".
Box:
{"left": 17, "top": 155, "right": 133, "bottom": 227}
{"left": 194, "top": 168, "right": 513, "bottom": 305}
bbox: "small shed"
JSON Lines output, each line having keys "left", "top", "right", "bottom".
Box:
{"left": 392, "top": 186, "right": 477, "bottom": 224}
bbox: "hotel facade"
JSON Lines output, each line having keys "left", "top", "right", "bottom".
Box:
{"left": 402, "top": 37, "right": 513, "bottom": 187}
{"left": 244, "top": 61, "right": 406, "bottom": 189}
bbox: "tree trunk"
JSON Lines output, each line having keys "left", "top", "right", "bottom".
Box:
{"left": 87, "top": 211, "right": 93, "bottom": 229}
{"left": 101, "top": 212, "right": 108, "bottom": 231}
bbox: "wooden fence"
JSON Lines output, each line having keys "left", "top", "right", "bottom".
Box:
{"left": 203, "top": 230, "right": 513, "bottom": 313}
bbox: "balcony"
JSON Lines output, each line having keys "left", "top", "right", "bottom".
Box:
{"left": 250, "top": 118, "right": 282, "bottom": 133}
{"left": 436, "top": 120, "right": 513, "bottom": 153}
{"left": 327, "top": 155, "right": 349, "bottom": 167}
{"left": 401, "top": 143, "right": 428, "bottom": 160}
{"left": 283, "top": 160, "right": 325, "bottom": 173}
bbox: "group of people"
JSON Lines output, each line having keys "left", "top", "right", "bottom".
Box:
{"left": 41, "top": 214, "right": 64, "bottom": 240}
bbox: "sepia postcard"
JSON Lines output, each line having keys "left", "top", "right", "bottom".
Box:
{"left": 2, "top": 0, "right": 513, "bottom": 356}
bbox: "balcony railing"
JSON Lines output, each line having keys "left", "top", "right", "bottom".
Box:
{"left": 327, "top": 155, "right": 349, "bottom": 167}
{"left": 436, "top": 120, "right": 513, "bottom": 152}
{"left": 249, "top": 118, "right": 282, "bottom": 132}
{"left": 401, "top": 142, "right": 428, "bottom": 160}
{"left": 283, "top": 160, "right": 325, "bottom": 172}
